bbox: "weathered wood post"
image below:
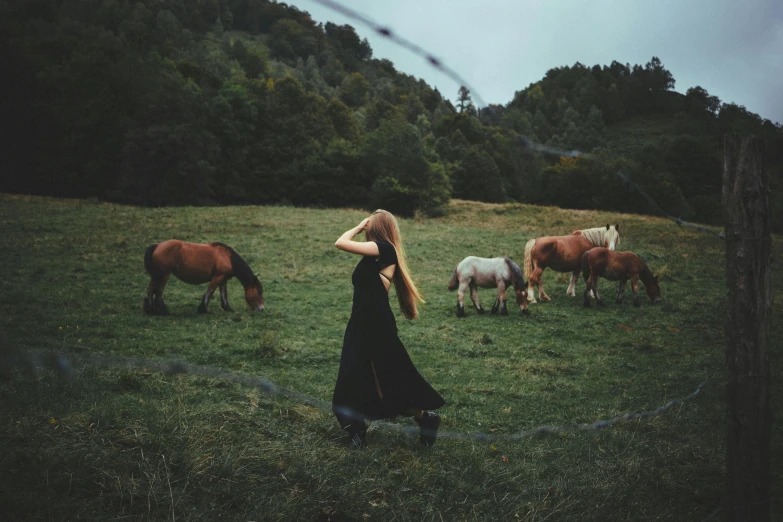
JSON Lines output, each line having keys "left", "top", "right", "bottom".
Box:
{"left": 722, "top": 135, "right": 771, "bottom": 521}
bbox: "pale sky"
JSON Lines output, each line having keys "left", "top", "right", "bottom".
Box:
{"left": 291, "top": 0, "right": 783, "bottom": 124}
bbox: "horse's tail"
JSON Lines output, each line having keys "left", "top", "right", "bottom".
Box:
{"left": 581, "top": 250, "right": 592, "bottom": 282}
{"left": 523, "top": 239, "right": 536, "bottom": 281}
{"left": 447, "top": 266, "right": 460, "bottom": 291}
{"left": 144, "top": 244, "right": 165, "bottom": 279}
{"left": 504, "top": 258, "right": 526, "bottom": 290}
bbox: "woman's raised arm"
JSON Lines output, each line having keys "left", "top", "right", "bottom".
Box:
{"left": 335, "top": 218, "right": 380, "bottom": 256}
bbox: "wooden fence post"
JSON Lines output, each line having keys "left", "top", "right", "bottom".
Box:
{"left": 722, "top": 134, "right": 771, "bottom": 521}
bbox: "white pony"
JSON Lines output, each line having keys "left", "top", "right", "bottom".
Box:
{"left": 447, "top": 257, "right": 529, "bottom": 317}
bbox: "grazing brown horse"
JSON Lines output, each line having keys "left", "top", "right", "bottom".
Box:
{"left": 524, "top": 225, "right": 620, "bottom": 304}
{"left": 447, "top": 257, "right": 529, "bottom": 317}
{"left": 143, "top": 240, "right": 264, "bottom": 315}
{"left": 581, "top": 247, "right": 662, "bottom": 307}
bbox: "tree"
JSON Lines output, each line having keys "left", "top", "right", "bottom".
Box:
{"left": 362, "top": 120, "right": 450, "bottom": 216}
{"left": 644, "top": 56, "right": 675, "bottom": 91}
{"left": 324, "top": 22, "right": 372, "bottom": 66}
{"left": 457, "top": 86, "right": 473, "bottom": 113}
{"left": 450, "top": 147, "right": 506, "bottom": 203}
{"left": 338, "top": 72, "right": 369, "bottom": 107}
{"left": 685, "top": 86, "right": 721, "bottom": 115}
{"left": 326, "top": 98, "right": 361, "bottom": 142}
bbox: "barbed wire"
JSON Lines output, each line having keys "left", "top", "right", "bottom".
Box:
{"left": 1, "top": 345, "right": 726, "bottom": 442}
{"left": 0, "top": 0, "right": 746, "bottom": 445}
{"left": 305, "top": 0, "right": 730, "bottom": 241}
{"left": 513, "top": 138, "right": 727, "bottom": 238}
{"left": 305, "top": 0, "right": 486, "bottom": 108}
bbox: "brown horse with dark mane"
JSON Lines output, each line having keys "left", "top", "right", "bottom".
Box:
{"left": 524, "top": 225, "right": 620, "bottom": 303}
{"left": 581, "top": 247, "right": 661, "bottom": 307}
{"left": 143, "top": 240, "right": 264, "bottom": 315}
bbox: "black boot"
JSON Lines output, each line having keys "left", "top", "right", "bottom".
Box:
{"left": 347, "top": 422, "right": 367, "bottom": 449}
{"left": 418, "top": 411, "right": 441, "bottom": 446}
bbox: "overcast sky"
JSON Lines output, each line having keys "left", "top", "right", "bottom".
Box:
{"left": 291, "top": 0, "right": 783, "bottom": 124}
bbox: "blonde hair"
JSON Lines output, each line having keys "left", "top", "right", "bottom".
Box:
{"left": 365, "top": 209, "right": 424, "bottom": 319}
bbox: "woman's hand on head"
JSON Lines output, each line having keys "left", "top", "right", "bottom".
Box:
{"left": 334, "top": 217, "right": 379, "bottom": 256}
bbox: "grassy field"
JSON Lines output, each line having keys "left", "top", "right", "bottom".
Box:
{"left": 1, "top": 194, "right": 781, "bottom": 521}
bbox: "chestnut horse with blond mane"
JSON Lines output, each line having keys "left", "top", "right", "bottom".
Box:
{"left": 582, "top": 247, "right": 661, "bottom": 307}
{"left": 523, "top": 225, "right": 620, "bottom": 304}
{"left": 143, "top": 240, "right": 264, "bottom": 315}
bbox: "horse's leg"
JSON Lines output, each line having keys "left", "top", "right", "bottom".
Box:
{"left": 531, "top": 266, "right": 551, "bottom": 302}
{"left": 218, "top": 281, "right": 233, "bottom": 312}
{"left": 566, "top": 270, "right": 580, "bottom": 297}
{"left": 144, "top": 278, "right": 155, "bottom": 314}
{"left": 456, "top": 281, "right": 468, "bottom": 317}
{"left": 498, "top": 281, "right": 509, "bottom": 315}
{"left": 583, "top": 275, "right": 592, "bottom": 307}
{"left": 157, "top": 274, "right": 171, "bottom": 314}
{"left": 469, "top": 282, "right": 484, "bottom": 314}
{"left": 593, "top": 277, "right": 604, "bottom": 306}
{"left": 198, "top": 276, "right": 223, "bottom": 314}
{"left": 527, "top": 279, "right": 537, "bottom": 304}
{"left": 491, "top": 281, "right": 505, "bottom": 315}
{"left": 526, "top": 268, "right": 537, "bottom": 304}
{"left": 631, "top": 276, "right": 640, "bottom": 307}
{"left": 146, "top": 274, "right": 170, "bottom": 315}
{"left": 526, "top": 282, "right": 537, "bottom": 303}
{"left": 616, "top": 280, "right": 627, "bottom": 305}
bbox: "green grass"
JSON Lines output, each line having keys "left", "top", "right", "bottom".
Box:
{"left": 1, "top": 194, "right": 781, "bottom": 521}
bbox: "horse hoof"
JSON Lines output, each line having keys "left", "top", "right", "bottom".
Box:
{"left": 597, "top": 301, "right": 605, "bottom": 307}
{"left": 477, "top": 308, "right": 485, "bottom": 315}
{"left": 490, "top": 308, "right": 499, "bottom": 315}
{"left": 521, "top": 309, "right": 531, "bottom": 316}
{"left": 197, "top": 305, "right": 208, "bottom": 314}
{"left": 501, "top": 308, "right": 509, "bottom": 316}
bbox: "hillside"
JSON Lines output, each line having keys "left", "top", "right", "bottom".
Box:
{"left": 1, "top": 0, "right": 780, "bottom": 229}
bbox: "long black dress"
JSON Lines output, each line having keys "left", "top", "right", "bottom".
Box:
{"left": 332, "top": 240, "right": 445, "bottom": 429}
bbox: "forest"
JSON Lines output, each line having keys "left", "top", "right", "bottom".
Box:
{"left": 1, "top": 0, "right": 781, "bottom": 228}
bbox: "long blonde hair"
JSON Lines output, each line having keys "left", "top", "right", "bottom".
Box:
{"left": 365, "top": 209, "right": 424, "bottom": 319}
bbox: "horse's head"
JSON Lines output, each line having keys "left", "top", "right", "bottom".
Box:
{"left": 513, "top": 281, "right": 531, "bottom": 316}
{"left": 244, "top": 276, "right": 265, "bottom": 311}
{"left": 646, "top": 275, "right": 662, "bottom": 304}
{"left": 604, "top": 224, "right": 620, "bottom": 250}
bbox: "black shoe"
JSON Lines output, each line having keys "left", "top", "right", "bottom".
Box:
{"left": 418, "top": 412, "right": 441, "bottom": 446}
{"left": 347, "top": 430, "right": 366, "bottom": 449}
{"left": 346, "top": 420, "right": 367, "bottom": 449}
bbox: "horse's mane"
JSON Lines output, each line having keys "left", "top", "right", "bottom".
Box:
{"left": 211, "top": 242, "right": 256, "bottom": 288}
{"left": 503, "top": 258, "right": 526, "bottom": 290}
{"left": 638, "top": 256, "right": 656, "bottom": 284}
{"left": 578, "top": 227, "right": 610, "bottom": 247}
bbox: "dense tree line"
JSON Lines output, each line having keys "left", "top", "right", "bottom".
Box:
{"left": 1, "top": 0, "right": 780, "bottom": 228}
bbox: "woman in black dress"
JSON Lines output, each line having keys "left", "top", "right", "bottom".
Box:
{"left": 332, "top": 210, "right": 445, "bottom": 448}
